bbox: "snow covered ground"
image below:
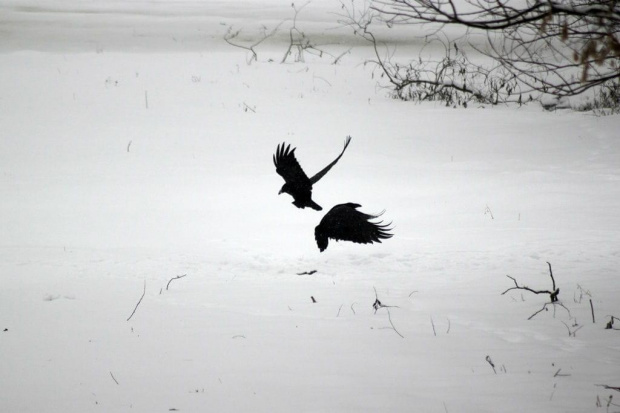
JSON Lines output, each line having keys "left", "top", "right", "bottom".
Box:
{"left": 1, "top": 1, "right": 619, "bottom": 412}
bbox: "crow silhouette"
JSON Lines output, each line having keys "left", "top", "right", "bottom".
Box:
{"left": 273, "top": 136, "right": 352, "bottom": 211}
{"left": 314, "top": 203, "right": 393, "bottom": 252}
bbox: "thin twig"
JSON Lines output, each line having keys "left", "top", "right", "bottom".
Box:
{"left": 127, "top": 280, "right": 146, "bottom": 321}
{"left": 297, "top": 270, "right": 317, "bottom": 275}
{"left": 383, "top": 307, "right": 404, "bottom": 338}
{"left": 166, "top": 274, "right": 187, "bottom": 291}
{"left": 528, "top": 301, "right": 572, "bottom": 320}
{"left": 110, "top": 371, "right": 119, "bottom": 385}
{"left": 337, "top": 304, "right": 343, "bottom": 317}
{"left": 242, "top": 102, "right": 256, "bottom": 113}
{"left": 485, "top": 355, "right": 497, "bottom": 374}
{"left": 596, "top": 384, "right": 620, "bottom": 392}
{"left": 430, "top": 316, "right": 437, "bottom": 336}
{"left": 590, "top": 299, "right": 595, "bottom": 323}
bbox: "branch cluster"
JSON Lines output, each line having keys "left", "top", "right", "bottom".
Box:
{"left": 370, "top": 0, "right": 620, "bottom": 98}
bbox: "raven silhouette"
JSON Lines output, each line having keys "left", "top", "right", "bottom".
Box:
{"left": 273, "top": 136, "right": 352, "bottom": 211}
{"left": 314, "top": 203, "right": 393, "bottom": 252}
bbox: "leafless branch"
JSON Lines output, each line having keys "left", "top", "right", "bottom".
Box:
{"left": 502, "top": 262, "right": 560, "bottom": 303}
{"left": 351, "top": 0, "right": 620, "bottom": 100}
{"left": 224, "top": 22, "right": 284, "bottom": 64}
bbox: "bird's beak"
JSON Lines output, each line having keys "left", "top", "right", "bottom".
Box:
{"left": 278, "top": 189, "right": 283, "bottom": 195}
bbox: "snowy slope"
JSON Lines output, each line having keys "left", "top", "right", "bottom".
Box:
{"left": 1, "top": 2, "right": 619, "bottom": 412}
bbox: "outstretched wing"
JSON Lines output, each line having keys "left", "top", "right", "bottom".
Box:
{"left": 273, "top": 142, "right": 310, "bottom": 185}
{"left": 321, "top": 203, "right": 393, "bottom": 245}
{"left": 309, "top": 136, "right": 352, "bottom": 185}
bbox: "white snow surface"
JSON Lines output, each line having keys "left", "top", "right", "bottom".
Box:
{"left": 1, "top": 1, "right": 620, "bottom": 412}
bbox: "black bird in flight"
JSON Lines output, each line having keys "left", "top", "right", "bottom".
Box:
{"left": 273, "top": 136, "right": 352, "bottom": 211}
{"left": 314, "top": 203, "right": 393, "bottom": 252}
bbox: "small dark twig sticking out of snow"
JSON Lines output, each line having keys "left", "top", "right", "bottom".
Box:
{"left": 297, "top": 270, "right": 317, "bottom": 275}
{"left": 485, "top": 355, "right": 497, "bottom": 374}
{"left": 311, "top": 296, "right": 317, "bottom": 303}
{"left": 110, "top": 371, "right": 119, "bottom": 385}
{"left": 605, "top": 316, "right": 620, "bottom": 329}
{"left": 484, "top": 204, "right": 494, "bottom": 219}
{"left": 372, "top": 287, "right": 404, "bottom": 338}
{"left": 127, "top": 280, "right": 146, "bottom": 322}
{"left": 596, "top": 384, "right": 620, "bottom": 392}
{"left": 502, "top": 262, "right": 569, "bottom": 320}
{"left": 166, "top": 274, "right": 187, "bottom": 291}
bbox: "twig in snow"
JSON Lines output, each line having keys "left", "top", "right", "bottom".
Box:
{"left": 503, "top": 262, "right": 570, "bottom": 320}
{"left": 372, "top": 287, "right": 404, "bottom": 338}
{"left": 430, "top": 316, "right": 437, "bottom": 336}
{"left": 127, "top": 280, "right": 146, "bottom": 321}
{"left": 332, "top": 48, "right": 352, "bottom": 65}
{"left": 561, "top": 321, "right": 583, "bottom": 337}
{"left": 337, "top": 304, "right": 343, "bottom": 317}
{"left": 590, "top": 299, "right": 595, "bottom": 323}
{"left": 297, "top": 270, "right": 317, "bottom": 275}
{"left": 127, "top": 140, "right": 132, "bottom": 153}
{"left": 605, "top": 315, "right": 620, "bottom": 329}
{"left": 242, "top": 102, "right": 256, "bottom": 113}
{"left": 554, "top": 368, "right": 571, "bottom": 377}
{"left": 596, "top": 384, "right": 620, "bottom": 392}
{"left": 484, "top": 204, "right": 494, "bottom": 219}
{"left": 485, "top": 355, "right": 497, "bottom": 374}
{"left": 166, "top": 274, "right": 187, "bottom": 291}
{"left": 446, "top": 318, "right": 451, "bottom": 334}
{"left": 372, "top": 287, "right": 399, "bottom": 313}
{"left": 379, "top": 307, "right": 404, "bottom": 338}
{"left": 110, "top": 371, "right": 119, "bottom": 385}
{"left": 311, "top": 296, "right": 317, "bottom": 303}
{"left": 502, "top": 262, "right": 559, "bottom": 302}
{"left": 350, "top": 302, "right": 357, "bottom": 314}
{"left": 528, "top": 301, "right": 572, "bottom": 320}
{"left": 408, "top": 290, "right": 418, "bottom": 298}
{"left": 224, "top": 22, "right": 284, "bottom": 64}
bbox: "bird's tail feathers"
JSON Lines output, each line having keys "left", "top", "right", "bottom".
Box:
{"left": 308, "top": 200, "right": 323, "bottom": 211}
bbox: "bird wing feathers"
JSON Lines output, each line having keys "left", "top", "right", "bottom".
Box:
{"left": 319, "top": 203, "right": 393, "bottom": 245}
{"left": 273, "top": 142, "right": 310, "bottom": 184}
{"left": 309, "top": 136, "right": 352, "bottom": 185}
